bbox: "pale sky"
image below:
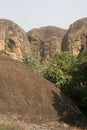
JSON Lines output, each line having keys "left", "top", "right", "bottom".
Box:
{"left": 0, "top": 0, "right": 87, "bottom": 31}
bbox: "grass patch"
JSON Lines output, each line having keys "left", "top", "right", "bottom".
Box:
{"left": 0, "top": 125, "right": 13, "bottom": 130}
{"left": 0, "top": 50, "right": 10, "bottom": 56}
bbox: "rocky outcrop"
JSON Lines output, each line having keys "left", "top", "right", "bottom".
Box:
{"left": 61, "top": 18, "right": 87, "bottom": 56}
{"left": 27, "top": 26, "right": 66, "bottom": 62}
{"left": 0, "top": 55, "right": 87, "bottom": 129}
{"left": 0, "top": 19, "right": 31, "bottom": 61}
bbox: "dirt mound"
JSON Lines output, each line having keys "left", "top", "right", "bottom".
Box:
{"left": 61, "top": 17, "right": 87, "bottom": 56}
{"left": 0, "top": 55, "right": 87, "bottom": 129}
{"left": 0, "top": 19, "right": 31, "bottom": 61}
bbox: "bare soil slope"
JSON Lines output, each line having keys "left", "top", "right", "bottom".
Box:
{"left": 0, "top": 55, "right": 87, "bottom": 129}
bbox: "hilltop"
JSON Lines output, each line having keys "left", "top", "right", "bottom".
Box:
{"left": 61, "top": 17, "right": 87, "bottom": 56}
{"left": 0, "top": 19, "right": 31, "bottom": 61}
{"left": 27, "top": 26, "right": 66, "bottom": 61}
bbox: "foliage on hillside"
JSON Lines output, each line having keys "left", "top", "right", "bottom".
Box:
{"left": 44, "top": 51, "right": 87, "bottom": 117}
{"left": 70, "top": 51, "right": 87, "bottom": 116}
{"left": 23, "top": 53, "right": 48, "bottom": 76}
{"left": 23, "top": 51, "right": 87, "bottom": 118}
{"left": 0, "top": 125, "right": 12, "bottom": 130}
{"left": 44, "top": 52, "right": 76, "bottom": 87}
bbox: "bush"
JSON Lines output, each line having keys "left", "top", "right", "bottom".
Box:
{"left": 44, "top": 51, "right": 76, "bottom": 87}
{"left": 44, "top": 51, "right": 87, "bottom": 117}
{"left": 23, "top": 51, "right": 87, "bottom": 117}
{"left": 23, "top": 53, "right": 48, "bottom": 76}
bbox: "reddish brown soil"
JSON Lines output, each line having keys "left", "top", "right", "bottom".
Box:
{"left": 0, "top": 54, "right": 87, "bottom": 129}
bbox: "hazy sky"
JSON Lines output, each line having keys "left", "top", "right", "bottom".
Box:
{"left": 0, "top": 0, "right": 87, "bottom": 31}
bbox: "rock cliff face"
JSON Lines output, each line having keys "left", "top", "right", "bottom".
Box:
{"left": 0, "top": 19, "right": 31, "bottom": 61}
{"left": 27, "top": 26, "right": 66, "bottom": 62}
{"left": 1, "top": 18, "right": 87, "bottom": 61}
{"left": 61, "top": 18, "right": 87, "bottom": 56}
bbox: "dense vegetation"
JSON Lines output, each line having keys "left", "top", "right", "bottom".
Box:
{"left": 23, "top": 53, "right": 48, "bottom": 76}
{"left": 23, "top": 51, "right": 87, "bottom": 118}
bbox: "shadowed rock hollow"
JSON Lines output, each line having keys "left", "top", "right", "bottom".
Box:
{"left": 0, "top": 54, "right": 87, "bottom": 130}
{"left": 61, "top": 17, "right": 87, "bottom": 56}
{"left": 27, "top": 26, "right": 66, "bottom": 62}
{"left": 0, "top": 19, "right": 31, "bottom": 61}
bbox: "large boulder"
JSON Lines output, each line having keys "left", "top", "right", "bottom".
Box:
{"left": 0, "top": 19, "right": 31, "bottom": 61}
{"left": 61, "top": 17, "right": 87, "bottom": 56}
{"left": 0, "top": 54, "right": 87, "bottom": 130}
{"left": 27, "top": 26, "right": 66, "bottom": 62}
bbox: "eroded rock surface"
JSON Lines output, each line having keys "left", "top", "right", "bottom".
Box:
{"left": 61, "top": 18, "right": 87, "bottom": 56}
{"left": 27, "top": 26, "right": 66, "bottom": 61}
{"left": 0, "top": 19, "right": 31, "bottom": 61}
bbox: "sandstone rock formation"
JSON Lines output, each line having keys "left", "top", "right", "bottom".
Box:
{"left": 0, "top": 54, "right": 87, "bottom": 130}
{"left": 0, "top": 19, "right": 31, "bottom": 61}
{"left": 27, "top": 26, "right": 66, "bottom": 62}
{"left": 61, "top": 17, "right": 87, "bottom": 56}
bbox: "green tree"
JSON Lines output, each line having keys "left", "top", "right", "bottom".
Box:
{"left": 23, "top": 53, "right": 48, "bottom": 76}
{"left": 44, "top": 52, "right": 76, "bottom": 87}
{"left": 44, "top": 51, "right": 87, "bottom": 117}
{"left": 68, "top": 51, "right": 87, "bottom": 117}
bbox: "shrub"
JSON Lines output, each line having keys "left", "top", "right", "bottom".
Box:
{"left": 23, "top": 53, "right": 48, "bottom": 76}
